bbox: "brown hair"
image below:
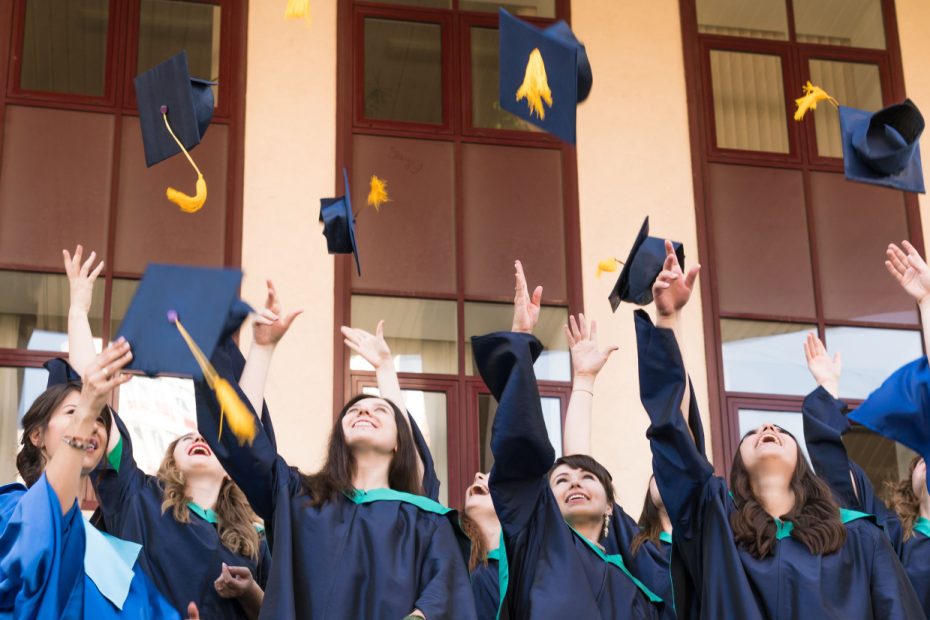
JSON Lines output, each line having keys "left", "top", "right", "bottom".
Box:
{"left": 299, "top": 394, "right": 422, "bottom": 507}
{"left": 548, "top": 453, "right": 616, "bottom": 541}
{"left": 459, "top": 513, "right": 489, "bottom": 572}
{"left": 18, "top": 382, "right": 111, "bottom": 487}
{"left": 885, "top": 455, "right": 923, "bottom": 542}
{"left": 631, "top": 475, "right": 665, "bottom": 556}
{"left": 729, "top": 432, "right": 846, "bottom": 559}
{"left": 158, "top": 437, "right": 261, "bottom": 560}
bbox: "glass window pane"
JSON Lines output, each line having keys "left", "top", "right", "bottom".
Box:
{"left": 20, "top": 0, "right": 109, "bottom": 96}
{"left": 364, "top": 19, "right": 442, "bottom": 125}
{"left": 709, "top": 164, "right": 816, "bottom": 318}
{"left": 710, "top": 50, "right": 789, "bottom": 153}
{"left": 810, "top": 172, "right": 916, "bottom": 324}
{"left": 365, "top": 0, "right": 451, "bottom": 7}
{"left": 462, "top": 143, "right": 566, "bottom": 301}
{"left": 843, "top": 426, "right": 916, "bottom": 494}
{"left": 350, "top": 135, "right": 456, "bottom": 294}
{"left": 464, "top": 302, "right": 569, "bottom": 381}
{"left": 117, "top": 376, "right": 196, "bottom": 474}
{"left": 794, "top": 0, "right": 885, "bottom": 49}
{"left": 138, "top": 0, "right": 222, "bottom": 103}
{"left": 470, "top": 27, "right": 542, "bottom": 131}
{"left": 825, "top": 327, "right": 923, "bottom": 400}
{"left": 478, "top": 393, "right": 561, "bottom": 472}
{"left": 0, "top": 107, "right": 113, "bottom": 270}
{"left": 459, "top": 1, "right": 555, "bottom": 18}
{"left": 809, "top": 61, "right": 882, "bottom": 158}
{"left": 697, "top": 0, "right": 788, "bottom": 40}
{"left": 0, "top": 271, "right": 104, "bottom": 352}
{"left": 109, "top": 278, "right": 140, "bottom": 340}
{"left": 351, "top": 296, "right": 458, "bottom": 374}
{"left": 738, "top": 409, "right": 813, "bottom": 466}
{"left": 0, "top": 366, "right": 50, "bottom": 483}
{"left": 722, "top": 320, "right": 818, "bottom": 396}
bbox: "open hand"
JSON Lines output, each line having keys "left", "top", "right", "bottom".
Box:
{"left": 252, "top": 280, "right": 303, "bottom": 346}
{"left": 886, "top": 241, "right": 930, "bottom": 305}
{"left": 803, "top": 332, "right": 841, "bottom": 398}
{"left": 565, "top": 314, "right": 618, "bottom": 379}
{"left": 512, "top": 260, "right": 542, "bottom": 334}
{"left": 213, "top": 563, "right": 255, "bottom": 599}
{"left": 653, "top": 240, "right": 700, "bottom": 317}
{"left": 341, "top": 321, "right": 392, "bottom": 369}
{"left": 63, "top": 245, "right": 104, "bottom": 315}
{"left": 81, "top": 339, "right": 133, "bottom": 413}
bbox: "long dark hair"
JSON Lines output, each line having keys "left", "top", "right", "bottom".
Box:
{"left": 299, "top": 394, "right": 422, "bottom": 507}
{"left": 459, "top": 513, "right": 488, "bottom": 572}
{"left": 885, "top": 455, "right": 923, "bottom": 542}
{"left": 729, "top": 431, "right": 845, "bottom": 559}
{"left": 18, "top": 382, "right": 112, "bottom": 487}
{"left": 548, "top": 453, "right": 615, "bottom": 541}
{"left": 631, "top": 475, "right": 665, "bottom": 556}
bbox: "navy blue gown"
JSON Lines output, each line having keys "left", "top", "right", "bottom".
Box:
{"left": 94, "top": 413, "right": 271, "bottom": 619}
{"left": 470, "top": 548, "right": 505, "bottom": 620}
{"left": 194, "top": 336, "right": 474, "bottom": 620}
{"left": 474, "top": 331, "right": 665, "bottom": 620}
{"left": 634, "top": 309, "right": 923, "bottom": 619}
{"left": 0, "top": 473, "right": 178, "bottom": 619}
{"left": 903, "top": 520, "right": 930, "bottom": 616}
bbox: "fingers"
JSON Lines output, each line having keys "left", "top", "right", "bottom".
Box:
{"left": 514, "top": 260, "right": 528, "bottom": 298}
{"left": 834, "top": 351, "right": 842, "bottom": 370}
{"left": 655, "top": 269, "right": 678, "bottom": 289}
{"left": 684, "top": 265, "right": 701, "bottom": 290}
{"left": 376, "top": 320, "right": 384, "bottom": 339}
{"left": 885, "top": 260, "right": 905, "bottom": 283}
{"left": 226, "top": 565, "right": 251, "bottom": 579}
{"left": 187, "top": 602, "right": 200, "bottom": 620}
{"left": 589, "top": 317, "right": 597, "bottom": 342}
{"left": 902, "top": 240, "right": 926, "bottom": 266}
{"left": 803, "top": 333, "right": 813, "bottom": 363}
{"left": 887, "top": 244, "right": 909, "bottom": 275}
{"left": 89, "top": 259, "right": 105, "bottom": 281}
{"left": 281, "top": 309, "right": 304, "bottom": 329}
{"left": 343, "top": 338, "right": 361, "bottom": 354}
{"left": 566, "top": 315, "right": 579, "bottom": 346}
{"left": 530, "top": 285, "right": 543, "bottom": 307}
{"left": 80, "top": 250, "right": 97, "bottom": 276}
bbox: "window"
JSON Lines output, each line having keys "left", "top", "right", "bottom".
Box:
{"left": 339, "top": 0, "right": 578, "bottom": 507}
{"left": 0, "top": 0, "right": 246, "bottom": 484}
{"left": 683, "top": 0, "right": 921, "bottom": 478}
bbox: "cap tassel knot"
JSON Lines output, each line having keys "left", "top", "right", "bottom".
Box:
{"left": 162, "top": 108, "right": 207, "bottom": 213}
{"left": 516, "top": 48, "right": 553, "bottom": 120}
{"left": 794, "top": 81, "right": 838, "bottom": 121}
{"left": 596, "top": 258, "right": 622, "bottom": 278}
{"left": 285, "top": 0, "right": 311, "bottom": 22}
{"left": 366, "top": 175, "right": 391, "bottom": 212}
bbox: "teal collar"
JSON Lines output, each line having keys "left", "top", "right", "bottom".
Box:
{"left": 569, "top": 526, "right": 663, "bottom": 604}
{"left": 658, "top": 531, "right": 673, "bottom": 544}
{"left": 915, "top": 517, "right": 930, "bottom": 539}
{"left": 187, "top": 502, "right": 218, "bottom": 524}
{"left": 82, "top": 518, "right": 141, "bottom": 610}
{"left": 775, "top": 508, "right": 873, "bottom": 541}
{"left": 493, "top": 532, "right": 508, "bottom": 620}
{"left": 774, "top": 518, "right": 794, "bottom": 540}
{"left": 346, "top": 488, "right": 453, "bottom": 515}
{"left": 487, "top": 547, "right": 501, "bottom": 561}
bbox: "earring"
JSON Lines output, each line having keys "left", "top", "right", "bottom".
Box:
{"left": 602, "top": 513, "right": 610, "bottom": 539}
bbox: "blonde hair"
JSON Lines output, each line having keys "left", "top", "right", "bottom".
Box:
{"left": 885, "top": 455, "right": 923, "bottom": 543}
{"left": 157, "top": 436, "right": 261, "bottom": 560}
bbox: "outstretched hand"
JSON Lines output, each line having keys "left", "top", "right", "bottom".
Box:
{"left": 803, "top": 332, "right": 841, "bottom": 398}
{"left": 81, "top": 339, "right": 133, "bottom": 413}
{"left": 653, "top": 240, "right": 700, "bottom": 318}
{"left": 63, "top": 245, "right": 104, "bottom": 315}
{"left": 565, "top": 314, "right": 618, "bottom": 379}
{"left": 886, "top": 241, "right": 930, "bottom": 305}
{"left": 512, "top": 260, "right": 542, "bottom": 334}
{"left": 341, "top": 321, "right": 393, "bottom": 369}
{"left": 214, "top": 563, "right": 255, "bottom": 599}
{"left": 252, "top": 280, "right": 303, "bottom": 347}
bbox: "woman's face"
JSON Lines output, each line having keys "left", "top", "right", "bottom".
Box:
{"left": 912, "top": 458, "right": 927, "bottom": 499}
{"left": 549, "top": 464, "right": 611, "bottom": 527}
{"left": 738, "top": 423, "right": 798, "bottom": 475}
{"left": 341, "top": 397, "right": 398, "bottom": 454}
{"left": 33, "top": 390, "right": 108, "bottom": 475}
{"left": 172, "top": 433, "right": 225, "bottom": 479}
{"left": 464, "top": 472, "right": 495, "bottom": 521}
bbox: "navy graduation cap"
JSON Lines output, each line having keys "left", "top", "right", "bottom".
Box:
{"left": 839, "top": 99, "right": 925, "bottom": 194}
{"left": 498, "top": 8, "right": 591, "bottom": 144}
{"left": 609, "top": 217, "right": 685, "bottom": 311}
{"left": 320, "top": 168, "right": 361, "bottom": 276}
{"left": 116, "top": 264, "right": 251, "bottom": 380}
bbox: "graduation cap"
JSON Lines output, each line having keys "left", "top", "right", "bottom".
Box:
{"left": 320, "top": 168, "right": 361, "bottom": 276}
{"left": 115, "top": 263, "right": 256, "bottom": 444}
{"left": 848, "top": 358, "right": 930, "bottom": 491}
{"left": 498, "top": 8, "right": 591, "bottom": 144}
{"left": 839, "top": 99, "right": 925, "bottom": 194}
{"left": 609, "top": 217, "right": 685, "bottom": 311}
{"left": 134, "top": 51, "right": 216, "bottom": 212}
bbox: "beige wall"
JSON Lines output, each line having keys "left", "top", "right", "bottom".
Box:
{"left": 573, "top": 1, "right": 708, "bottom": 509}
{"left": 239, "top": 2, "right": 338, "bottom": 473}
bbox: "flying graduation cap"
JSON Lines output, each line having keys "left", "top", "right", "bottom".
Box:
{"left": 609, "top": 217, "right": 685, "bottom": 311}
{"left": 134, "top": 51, "right": 216, "bottom": 213}
{"left": 320, "top": 168, "right": 361, "bottom": 276}
{"left": 498, "top": 9, "right": 592, "bottom": 144}
{"left": 116, "top": 263, "right": 256, "bottom": 444}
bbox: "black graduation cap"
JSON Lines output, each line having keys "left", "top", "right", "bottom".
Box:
{"left": 115, "top": 264, "right": 251, "bottom": 380}
{"left": 609, "top": 217, "right": 685, "bottom": 311}
{"left": 44, "top": 358, "right": 80, "bottom": 388}
{"left": 320, "top": 168, "right": 361, "bottom": 276}
{"left": 134, "top": 51, "right": 215, "bottom": 168}
{"left": 839, "top": 99, "right": 925, "bottom": 194}
{"left": 498, "top": 8, "right": 592, "bottom": 144}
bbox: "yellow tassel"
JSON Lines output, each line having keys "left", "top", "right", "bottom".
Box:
{"left": 166, "top": 173, "right": 207, "bottom": 213}
{"left": 596, "top": 258, "right": 620, "bottom": 278}
{"left": 285, "top": 0, "right": 310, "bottom": 22}
{"left": 162, "top": 112, "right": 207, "bottom": 213}
{"left": 169, "top": 314, "right": 256, "bottom": 445}
{"left": 367, "top": 175, "right": 390, "bottom": 211}
{"left": 516, "top": 48, "right": 553, "bottom": 120}
{"left": 794, "top": 81, "right": 838, "bottom": 121}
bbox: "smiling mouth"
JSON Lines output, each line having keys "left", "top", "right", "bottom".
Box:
{"left": 188, "top": 444, "right": 212, "bottom": 457}
{"left": 468, "top": 484, "right": 489, "bottom": 497}
{"left": 756, "top": 433, "right": 782, "bottom": 448}
{"left": 566, "top": 492, "right": 589, "bottom": 504}
{"left": 352, "top": 419, "right": 376, "bottom": 430}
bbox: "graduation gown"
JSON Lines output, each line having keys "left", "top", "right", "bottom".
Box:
{"left": 94, "top": 413, "right": 271, "bottom": 619}
{"left": 0, "top": 473, "right": 178, "bottom": 619}
{"left": 470, "top": 549, "right": 505, "bottom": 620}
{"left": 634, "top": 309, "right": 923, "bottom": 620}
{"left": 474, "top": 331, "right": 664, "bottom": 620}
{"left": 904, "top": 519, "right": 930, "bottom": 616}
{"left": 194, "top": 336, "right": 474, "bottom": 620}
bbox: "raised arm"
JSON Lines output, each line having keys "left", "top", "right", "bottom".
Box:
{"left": 93, "top": 412, "right": 152, "bottom": 526}
{"left": 63, "top": 245, "right": 104, "bottom": 378}
{"left": 886, "top": 240, "right": 930, "bottom": 356}
{"left": 562, "top": 314, "right": 617, "bottom": 456}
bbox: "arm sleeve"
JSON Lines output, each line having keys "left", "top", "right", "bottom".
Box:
{"left": 413, "top": 520, "right": 478, "bottom": 620}
{"left": 408, "top": 415, "right": 440, "bottom": 501}
{"left": 868, "top": 530, "right": 924, "bottom": 619}
{"left": 94, "top": 413, "right": 150, "bottom": 526}
{"left": 474, "top": 332, "right": 555, "bottom": 537}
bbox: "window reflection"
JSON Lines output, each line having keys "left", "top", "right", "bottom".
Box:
{"left": 809, "top": 61, "right": 882, "bottom": 158}
{"left": 794, "top": 0, "right": 885, "bottom": 49}
{"left": 117, "top": 376, "right": 197, "bottom": 474}
{"left": 825, "top": 327, "right": 923, "bottom": 400}
{"left": 697, "top": 0, "right": 788, "bottom": 40}
{"left": 722, "top": 319, "right": 818, "bottom": 395}
{"left": 843, "top": 425, "right": 916, "bottom": 493}
{"left": 479, "top": 393, "right": 561, "bottom": 472}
